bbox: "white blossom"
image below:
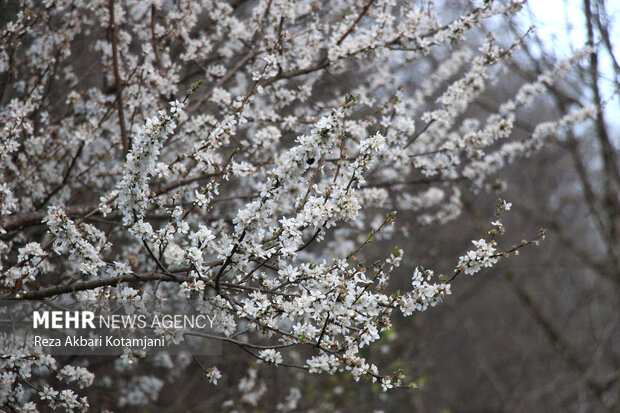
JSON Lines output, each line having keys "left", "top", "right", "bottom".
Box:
{"left": 0, "top": 0, "right": 576, "bottom": 409}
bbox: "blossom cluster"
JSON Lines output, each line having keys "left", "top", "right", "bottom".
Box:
{"left": 0, "top": 0, "right": 592, "bottom": 410}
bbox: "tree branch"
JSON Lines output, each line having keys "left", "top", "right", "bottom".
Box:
{"left": 109, "top": 0, "right": 129, "bottom": 154}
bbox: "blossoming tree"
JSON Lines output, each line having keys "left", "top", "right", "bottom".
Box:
{"left": 0, "top": 0, "right": 596, "bottom": 410}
